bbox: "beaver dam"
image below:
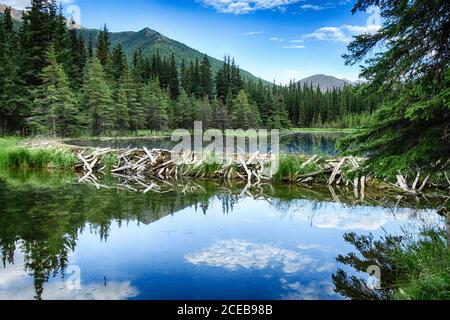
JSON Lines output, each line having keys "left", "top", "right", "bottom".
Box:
{"left": 73, "top": 146, "right": 436, "bottom": 195}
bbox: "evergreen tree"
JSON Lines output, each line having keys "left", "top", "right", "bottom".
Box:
{"left": 231, "top": 90, "right": 254, "bottom": 129}
{"left": 113, "top": 85, "right": 130, "bottom": 133}
{"left": 18, "top": 0, "right": 53, "bottom": 87}
{"left": 198, "top": 96, "right": 213, "bottom": 128}
{"left": 168, "top": 53, "right": 180, "bottom": 100}
{"left": 110, "top": 44, "right": 128, "bottom": 84}
{"left": 0, "top": 10, "right": 17, "bottom": 134}
{"left": 123, "top": 71, "right": 145, "bottom": 133}
{"left": 214, "top": 100, "right": 230, "bottom": 130}
{"left": 32, "top": 46, "right": 79, "bottom": 137}
{"left": 199, "top": 55, "right": 213, "bottom": 98}
{"left": 340, "top": 0, "right": 450, "bottom": 176}
{"left": 87, "top": 35, "right": 94, "bottom": 59}
{"left": 81, "top": 55, "right": 115, "bottom": 135}
{"left": 66, "top": 28, "right": 87, "bottom": 90}
{"left": 174, "top": 89, "right": 194, "bottom": 128}
{"left": 96, "top": 24, "right": 110, "bottom": 66}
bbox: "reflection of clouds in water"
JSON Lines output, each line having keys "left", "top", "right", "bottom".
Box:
{"left": 185, "top": 240, "right": 334, "bottom": 275}
{"left": 282, "top": 202, "right": 437, "bottom": 231}
{"left": 0, "top": 280, "right": 138, "bottom": 300}
{"left": 280, "top": 278, "right": 338, "bottom": 300}
{"left": 0, "top": 252, "right": 138, "bottom": 300}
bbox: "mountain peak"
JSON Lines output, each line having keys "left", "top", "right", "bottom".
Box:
{"left": 0, "top": 3, "right": 23, "bottom": 20}
{"left": 298, "top": 74, "right": 353, "bottom": 92}
{"left": 0, "top": 3, "right": 80, "bottom": 29}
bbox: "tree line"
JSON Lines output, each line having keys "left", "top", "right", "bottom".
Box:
{"left": 0, "top": 0, "right": 377, "bottom": 137}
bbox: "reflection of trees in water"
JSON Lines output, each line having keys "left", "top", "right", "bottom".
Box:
{"left": 332, "top": 225, "right": 449, "bottom": 300}
{"left": 280, "top": 132, "right": 343, "bottom": 155}
{"left": 332, "top": 232, "right": 402, "bottom": 300}
{"left": 0, "top": 178, "right": 221, "bottom": 299}
{"left": 0, "top": 174, "right": 444, "bottom": 300}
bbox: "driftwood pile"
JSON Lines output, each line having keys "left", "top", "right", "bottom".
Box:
{"left": 75, "top": 147, "right": 274, "bottom": 187}
{"left": 297, "top": 155, "right": 365, "bottom": 185}
{"left": 73, "top": 147, "right": 440, "bottom": 195}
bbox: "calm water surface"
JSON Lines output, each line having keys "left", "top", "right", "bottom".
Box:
{"left": 67, "top": 132, "right": 344, "bottom": 155}
{"left": 0, "top": 169, "right": 441, "bottom": 300}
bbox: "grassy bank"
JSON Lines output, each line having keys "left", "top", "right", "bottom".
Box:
{"left": 393, "top": 229, "right": 450, "bottom": 300}
{"left": 0, "top": 137, "right": 78, "bottom": 169}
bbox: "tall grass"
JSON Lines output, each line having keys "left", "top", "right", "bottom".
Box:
{"left": 273, "top": 154, "right": 324, "bottom": 182}
{"left": 394, "top": 229, "right": 450, "bottom": 300}
{"left": 0, "top": 138, "right": 77, "bottom": 169}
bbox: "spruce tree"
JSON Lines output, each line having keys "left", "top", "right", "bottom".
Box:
{"left": 198, "top": 96, "right": 213, "bottom": 128}
{"left": 175, "top": 89, "right": 194, "bottom": 128}
{"left": 123, "top": 71, "right": 145, "bottom": 133}
{"left": 214, "top": 100, "right": 230, "bottom": 130}
{"left": 199, "top": 55, "right": 213, "bottom": 98}
{"left": 32, "top": 46, "right": 79, "bottom": 137}
{"left": 168, "top": 53, "right": 180, "bottom": 100}
{"left": 231, "top": 90, "right": 253, "bottom": 129}
{"left": 114, "top": 85, "right": 130, "bottom": 133}
{"left": 81, "top": 55, "right": 115, "bottom": 135}
{"left": 110, "top": 44, "right": 128, "bottom": 84}
{"left": 97, "top": 25, "right": 110, "bottom": 66}
{"left": 340, "top": 0, "right": 450, "bottom": 176}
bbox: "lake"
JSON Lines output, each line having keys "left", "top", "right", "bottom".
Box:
{"left": 67, "top": 131, "right": 345, "bottom": 156}
{"left": 0, "top": 169, "right": 442, "bottom": 300}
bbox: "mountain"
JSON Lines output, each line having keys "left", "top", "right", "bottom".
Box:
{"left": 0, "top": 4, "right": 22, "bottom": 20}
{"left": 0, "top": 3, "right": 80, "bottom": 28}
{"left": 80, "top": 27, "right": 264, "bottom": 82}
{"left": 298, "top": 74, "right": 353, "bottom": 92}
{"left": 0, "top": 3, "right": 265, "bottom": 83}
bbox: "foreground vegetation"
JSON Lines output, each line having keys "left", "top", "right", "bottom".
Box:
{"left": 339, "top": 0, "right": 449, "bottom": 181}
{"left": 0, "top": 137, "right": 77, "bottom": 169}
{"left": 333, "top": 227, "right": 450, "bottom": 300}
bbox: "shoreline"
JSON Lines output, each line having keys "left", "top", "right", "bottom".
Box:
{"left": 0, "top": 137, "right": 448, "bottom": 197}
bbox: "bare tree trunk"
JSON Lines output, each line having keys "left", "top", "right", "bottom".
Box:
{"left": 53, "top": 117, "right": 56, "bottom": 139}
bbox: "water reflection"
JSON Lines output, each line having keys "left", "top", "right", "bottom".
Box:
{"left": 0, "top": 251, "right": 138, "bottom": 300}
{"left": 0, "top": 169, "right": 443, "bottom": 300}
{"left": 67, "top": 132, "right": 345, "bottom": 156}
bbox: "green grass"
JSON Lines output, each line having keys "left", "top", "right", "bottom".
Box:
{"left": 273, "top": 154, "right": 324, "bottom": 182}
{"left": 394, "top": 229, "right": 450, "bottom": 300}
{"left": 335, "top": 226, "right": 450, "bottom": 300}
{"left": 0, "top": 137, "right": 78, "bottom": 169}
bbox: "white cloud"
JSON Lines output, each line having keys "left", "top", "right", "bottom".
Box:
{"left": 199, "top": 0, "right": 303, "bottom": 14}
{"left": 304, "top": 26, "right": 351, "bottom": 43}
{"left": 300, "top": 4, "right": 324, "bottom": 11}
{"left": 303, "top": 6, "right": 381, "bottom": 43}
{"left": 282, "top": 45, "right": 305, "bottom": 49}
{"left": 1, "top": 0, "right": 74, "bottom": 10}
{"left": 304, "top": 23, "right": 381, "bottom": 43}
{"left": 270, "top": 37, "right": 284, "bottom": 42}
{"left": 244, "top": 31, "right": 263, "bottom": 35}
{"left": 290, "top": 39, "right": 304, "bottom": 43}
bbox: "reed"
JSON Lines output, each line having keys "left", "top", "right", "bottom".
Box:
{"left": 394, "top": 228, "right": 450, "bottom": 300}
{"left": 0, "top": 138, "right": 77, "bottom": 169}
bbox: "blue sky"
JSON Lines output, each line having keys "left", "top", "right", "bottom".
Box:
{"left": 4, "top": 0, "right": 381, "bottom": 83}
